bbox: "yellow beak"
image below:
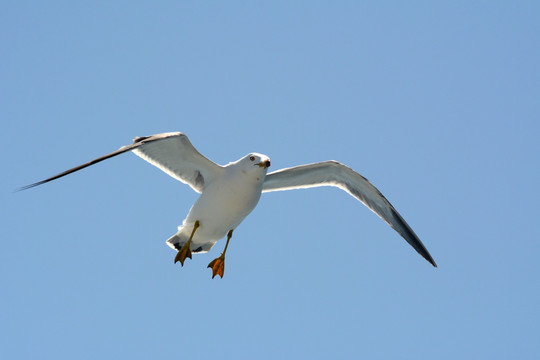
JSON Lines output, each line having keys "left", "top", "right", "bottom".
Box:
{"left": 256, "top": 160, "right": 271, "bottom": 168}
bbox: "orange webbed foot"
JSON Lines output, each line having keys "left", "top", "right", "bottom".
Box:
{"left": 174, "top": 220, "right": 200, "bottom": 267}
{"left": 207, "top": 255, "right": 225, "bottom": 279}
{"left": 174, "top": 244, "right": 192, "bottom": 266}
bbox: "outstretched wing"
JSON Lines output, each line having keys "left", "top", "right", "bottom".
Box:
{"left": 131, "top": 132, "right": 222, "bottom": 193}
{"left": 18, "top": 132, "right": 222, "bottom": 193}
{"left": 262, "top": 161, "right": 436, "bottom": 267}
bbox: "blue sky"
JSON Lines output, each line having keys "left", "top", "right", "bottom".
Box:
{"left": 2, "top": 1, "right": 539, "bottom": 359}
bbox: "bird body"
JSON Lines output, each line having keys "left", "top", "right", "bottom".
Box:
{"left": 165, "top": 153, "right": 269, "bottom": 254}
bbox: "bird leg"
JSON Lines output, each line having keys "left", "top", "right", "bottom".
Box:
{"left": 174, "top": 220, "right": 200, "bottom": 266}
{"left": 207, "top": 229, "right": 233, "bottom": 279}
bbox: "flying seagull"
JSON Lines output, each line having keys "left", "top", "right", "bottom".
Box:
{"left": 19, "top": 132, "right": 436, "bottom": 277}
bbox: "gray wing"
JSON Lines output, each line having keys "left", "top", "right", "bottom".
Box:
{"left": 262, "top": 161, "right": 436, "bottom": 267}
{"left": 18, "top": 132, "right": 222, "bottom": 193}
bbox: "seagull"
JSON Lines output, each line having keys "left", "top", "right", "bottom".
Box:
{"left": 19, "top": 132, "right": 436, "bottom": 277}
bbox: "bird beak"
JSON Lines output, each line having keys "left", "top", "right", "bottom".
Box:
{"left": 256, "top": 160, "right": 271, "bottom": 169}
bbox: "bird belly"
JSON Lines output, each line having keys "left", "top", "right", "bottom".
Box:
{"left": 172, "top": 175, "right": 263, "bottom": 251}
{"left": 190, "top": 184, "right": 261, "bottom": 233}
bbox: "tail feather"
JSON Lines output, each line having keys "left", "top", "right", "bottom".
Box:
{"left": 166, "top": 233, "right": 213, "bottom": 254}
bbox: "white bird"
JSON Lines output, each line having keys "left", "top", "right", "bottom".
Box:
{"left": 19, "top": 132, "right": 436, "bottom": 277}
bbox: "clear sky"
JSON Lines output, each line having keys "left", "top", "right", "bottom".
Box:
{"left": 2, "top": 2, "right": 539, "bottom": 359}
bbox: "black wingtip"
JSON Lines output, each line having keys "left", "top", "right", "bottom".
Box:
{"left": 414, "top": 247, "right": 437, "bottom": 268}
{"left": 15, "top": 181, "right": 46, "bottom": 192}
{"left": 14, "top": 140, "right": 142, "bottom": 194}
{"left": 390, "top": 208, "right": 437, "bottom": 268}
{"left": 421, "top": 248, "right": 437, "bottom": 268}
{"left": 414, "top": 240, "right": 438, "bottom": 268}
{"left": 16, "top": 175, "right": 62, "bottom": 191}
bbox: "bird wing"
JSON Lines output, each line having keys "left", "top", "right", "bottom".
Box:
{"left": 131, "top": 132, "right": 222, "bottom": 193}
{"left": 262, "top": 161, "right": 436, "bottom": 267}
{"left": 18, "top": 132, "right": 222, "bottom": 193}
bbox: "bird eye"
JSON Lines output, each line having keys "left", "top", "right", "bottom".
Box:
{"left": 249, "top": 156, "right": 255, "bottom": 161}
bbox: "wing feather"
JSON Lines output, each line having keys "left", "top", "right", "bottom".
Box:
{"left": 131, "top": 132, "right": 222, "bottom": 193}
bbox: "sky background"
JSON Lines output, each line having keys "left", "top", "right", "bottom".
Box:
{"left": 1, "top": 1, "right": 539, "bottom": 359}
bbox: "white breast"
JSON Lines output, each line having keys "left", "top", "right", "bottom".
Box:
{"left": 185, "top": 162, "right": 265, "bottom": 240}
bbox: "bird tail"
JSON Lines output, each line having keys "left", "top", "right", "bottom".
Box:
{"left": 166, "top": 231, "right": 213, "bottom": 254}
{"left": 166, "top": 232, "right": 187, "bottom": 251}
